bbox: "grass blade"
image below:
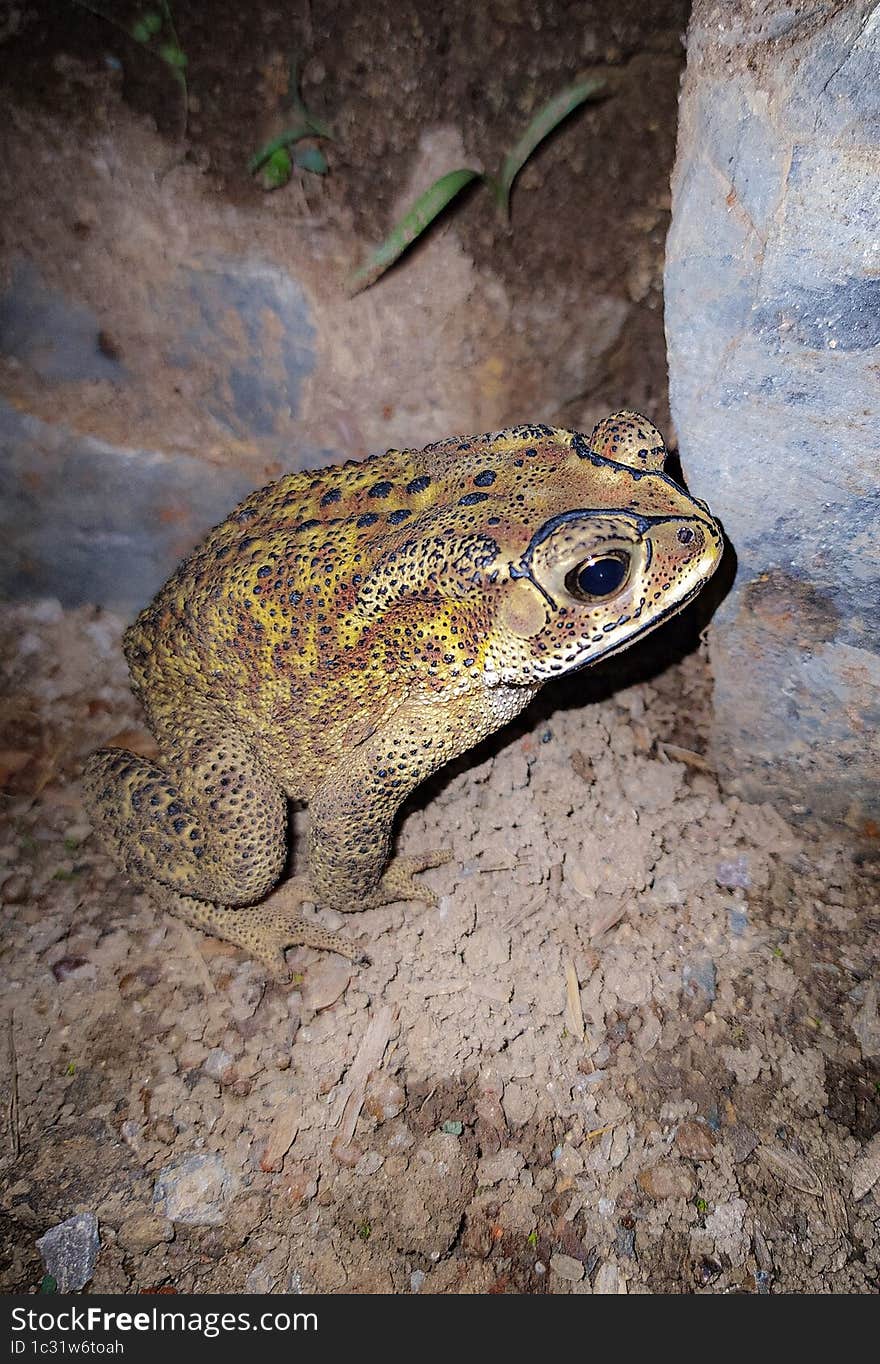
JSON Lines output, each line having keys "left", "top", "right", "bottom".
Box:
{"left": 248, "top": 124, "right": 314, "bottom": 174}
{"left": 494, "top": 75, "right": 605, "bottom": 218}
{"left": 347, "top": 168, "right": 481, "bottom": 294}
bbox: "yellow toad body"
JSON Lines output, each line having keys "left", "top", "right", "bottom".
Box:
{"left": 84, "top": 412, "right": 722, "bottom": 972}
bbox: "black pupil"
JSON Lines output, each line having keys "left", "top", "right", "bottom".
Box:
{"left": 577, "top": 555, "right": 627, "bottom": 597}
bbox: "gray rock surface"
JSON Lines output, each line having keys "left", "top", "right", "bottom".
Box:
{"left": 35, "top": 1212, "right": 101, "bottom": 1292}
{"left": 666, "top": 0, "right": 880, "bottom": 822}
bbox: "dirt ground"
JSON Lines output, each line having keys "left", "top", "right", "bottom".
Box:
{"left": 1, "top": 0, "right": 878, "bottom": 1298}
{"left": 1, "top": 599, "right": 878, "bottom": 1294}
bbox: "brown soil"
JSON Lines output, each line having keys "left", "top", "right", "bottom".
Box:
{"left": 1, "top": 600, "right": 878, "bottom": 1294}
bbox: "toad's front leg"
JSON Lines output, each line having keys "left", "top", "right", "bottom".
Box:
{"left": 305, "top": 693, "right": 494, "bottom": 913}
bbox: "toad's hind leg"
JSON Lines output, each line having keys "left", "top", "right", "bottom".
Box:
{"left": 82, "top": 731, "right": 287, "bottom": 907}
{"left": 152, "top": 885, "right": 368, "bottom": 977}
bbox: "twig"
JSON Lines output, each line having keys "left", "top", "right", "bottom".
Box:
{"left": 333, "top": 1005, "right": 398, "bottom": 1146}
{"left": 564, "top": 955, "right": 585, "bottom": 1042}
{"left": 6, "top": 1013, "right": 21, "bottom": 1161}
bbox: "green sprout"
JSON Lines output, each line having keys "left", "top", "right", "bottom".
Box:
{"left": 70, "top": 2, "right": 188, "bottom": 137}
{"left": 348, "top": 74, "right": 605, "bottom": 293}
{"left": 249, "top": 63, "right": 333, "bottom": 191}
{"left": 357, "top": 1220, "right": 371, "bottom": 1241}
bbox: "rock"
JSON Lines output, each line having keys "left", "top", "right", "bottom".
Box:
{"left": 117, "top": 1213, "right": 174, "bottom": 1253}
{"left": 1, "top": 871, "right": 30, "bottom": 903}
{"left": 637, "top": 1163, "right": 695, "bottom": 1200}
{"left": 227, "top": 965, "right": 265, "bottom": 1021}
{"left": 301, "top": 959, "right": 351, "bottom": 1012}
{"left": 154, "top": 1154, "right": 240, "bottom": 1226}
{"left": 725, "top": 1123, "right": 758, "bottom": 1164}
{"left": 202, "top": 1048, "right": 237, "bottom": 1083}
{"left": 36, "top": 1212, "right": 100, "bottom": 1292}
{"left": 593, "top": 1260, "right": 624, "bottom": 1293}
{"left": 675, "top": 1120, "right": 716, "bottom": 1161}
{"left": 716, "top": 854, "right": 750, "bottom": 889}
{"left": 852, "top": 982, "right": 880, "bottom": 1058}
{"left": 477, "top": 1148, "right": 524, "bottom": 1185}
{"left": 652, "top": 874, "right": 685, "bottom": 907}
{"left": 260, "top": 1102, "right": 300, "bottom": 1173}
{"left": 554, "top": 1144, "right": 584, "bottom": 1178}
{"left": 363, "top": 1070, "right": 406, "bottom": 1123}
{"left": 355, "top": 1151, "right": 384, "bottom": 1177}
{"left": 502, "top": 1081, "right": 536, "bottom": 1127}
{"left": 550, "top": 1253, "right": 584, "bottom": 1282}
{"left": 682, "top": 957, "right": 717, "bottom": 1008}
{"left": 851, "top": 1132, "right": 880, "bottom": 1201}
{"left": 755, "top": 1145, "right": 821, "bottom": 1196}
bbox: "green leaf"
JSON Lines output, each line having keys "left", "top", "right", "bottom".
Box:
{"left": 493, "top": 75, "right": 605, "bottom": 219}
{"left": 293, "top": 145, "right": 328, "bottom": 175}
{"left": 144, "top": 11, "right": 163, "bottom": 35}
{"left": 347, "top": 168, "right": 481, "bottom": 294}
{"left": 248, "top": 124, "right": 313, "bottom": 175}
{"left": 131, "top": 20, "right": 151, "bottom": 42}
{"left": 158, "top": 43, "right": 187, "bottom": 69}
{"left": 260, "top": 147, "right": 292, "bottom": 190}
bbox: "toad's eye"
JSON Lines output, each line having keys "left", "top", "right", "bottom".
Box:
{"left": 565, "top": 552, "right": 630, "bottom": 601}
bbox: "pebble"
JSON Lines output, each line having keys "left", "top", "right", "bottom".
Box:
{"left": 725, "top": 1122, "right": 758, "bottom": 1164}
{"left": 852, "top": 982, "right": 880, "bottom": 1058}
{"left": 477, "top": 1149, "right": 524, "bottom": 1184}
{"left": 637, "top": 1163, "right": 695, "bottom": 1200}
{"left": 682, "top": 957, "right": 717, "bottom": 1006}
{"left": 363, "top": 1071, "right": 406, "bottom": 1123}
{"left": 593, "top": 1261, "right": 623, "bottom": 1294}
{"left": 1, "top": 872, "right": 30, "bottom": 904}
{"left": 675, "top": 1120, "right": 717, "bottom": 1161}
{"left": 502, "top": 1082, "right": 536, "bottom": 1127}
{"left": 302, "top": 959, "right": 351, "bottom": 1012}
{"left": 550, "top": 1253, "right": 584, "bottom": 1282}
{"left": 116, "top": 1213, "right": 174, "bottom": 1253}
{"left": 36, "top": 1212, "right": 100, "bottom": 1293}
{"left": 154, "top": 1154, "right": 239, "bottom": 1225}
{"left": 716, "top": 854, "right": 751, "bottom": 889}
{"left": 851, "top": 1132, "right": 880, "bottom": 1201}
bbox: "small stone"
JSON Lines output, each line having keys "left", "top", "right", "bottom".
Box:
{"left": 502, "top": 1081, "right": 536, "bottom": 1127}
{"left": 202, "top": 1048, "right": 237, "bottom": 1083}
{"left": 331, "top": 1135, "right": 363, "bottom": 1167}
{"left": 550, "top": 1253, "right": 584, "bottom": 1282}
{"left": 716, "top": 854, "right": 750, "bottom": 889}
{"left": 755, "top": 1145, "right": 821, "bottom": 1196}
{"left": 227, "top": 965, "right": 265, "bottom": 1021}
{"left": 652, "top": 874, "right": 685, "bottom": 907}
{"left": 302, "top": 959, "right": 351, "bottom": 1012}
{"left": 154, "top": 1154, "right": 239, "bottom": 1226}
{"left": 117, "top": 1213, "right": 173, "bottom": 1253}
{"left": 637, "top": 1163, "right": 695, "bottom": 1200}
{"left": 675, "top": 1120, "right": 716, "bottom": 1161}
{"left": 682, "top": 957, "right": 717, "bottom": 1007}
{"left": 363, "top": 1070, "right": 405, "bottom": 1123}
{"left": 36, "top": 1212, "right": 100, "bottom": 1293}
{"left": 355, "top": 1151, "right": 384, "bottom": 1177}
{"left": 410, "top": 1270, "right": 426, "bottom": 1292}
{"left": 851, "top": 1132, "right": 880, "bottom": 1201}
{"left": 260, "top": 1102, "right": 300, "bottom": 1173}
{"left": 852, "top": 982, "right": 880, "bottom": 1058}
{"left": 725, "top": 1122, "right": 758, "bottom": 1164}
{"left": 554, "top": 1144, "right": 584, "bottom": 1178}
{"left": 593, "top": 1261, "right": 624, "bottom": 1294}
{"left": 1, "top": 872, "right": 30, "bottom": 904}
{"left": 477, "top": 1148, "right": 524, "bottom": 1184}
